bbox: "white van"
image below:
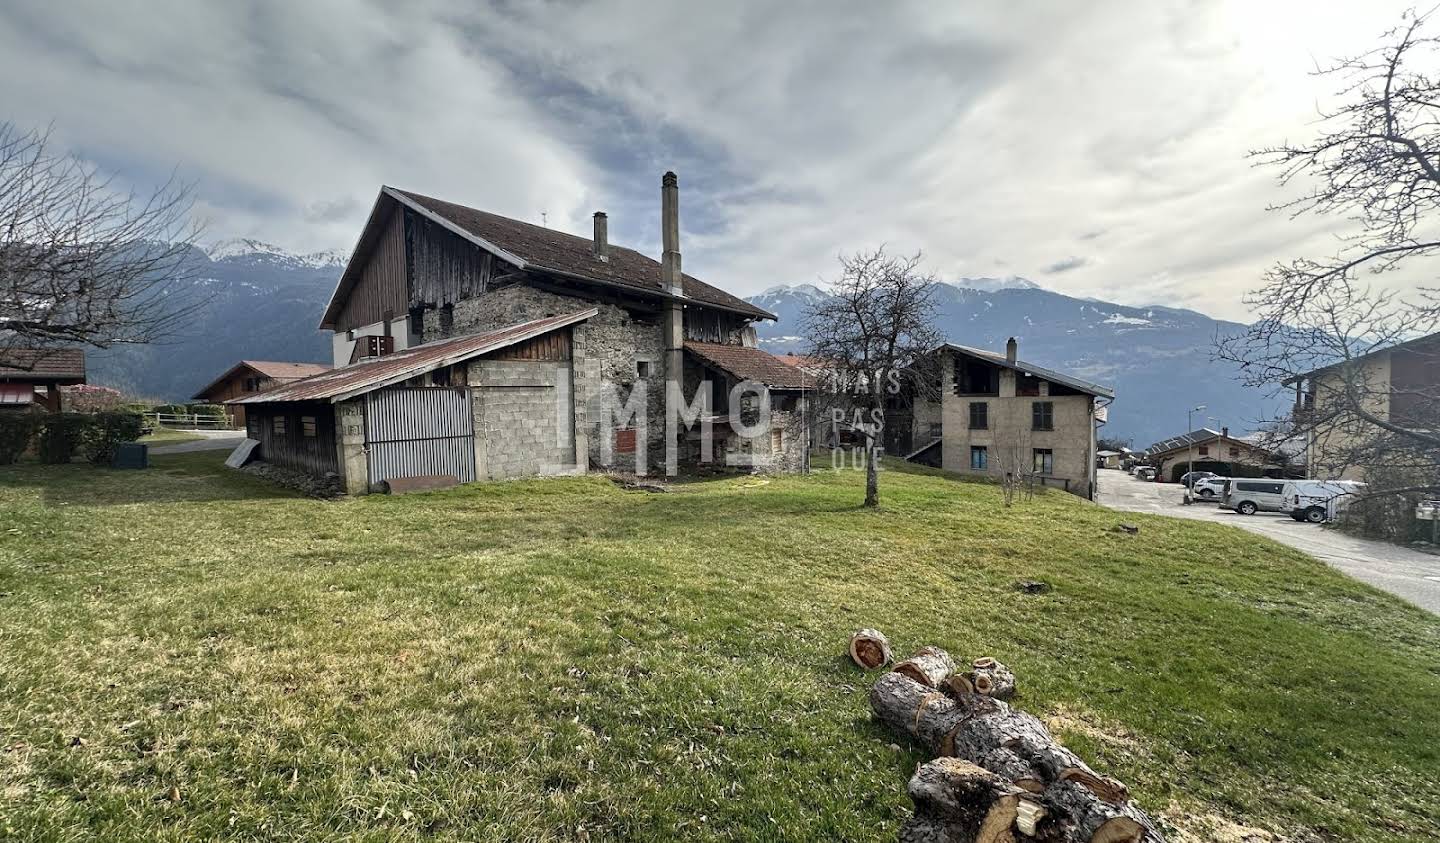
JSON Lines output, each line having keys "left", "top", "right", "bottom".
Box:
{"left": 1283, "top": 480, "right": 1366, "bottom": 523}
{"left": 1220, "top": 479, "right": 1288, "bottom": 515}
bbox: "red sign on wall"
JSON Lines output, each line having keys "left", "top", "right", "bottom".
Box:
{"left": 615, "top": 428, "right": 637, "bottom": 454}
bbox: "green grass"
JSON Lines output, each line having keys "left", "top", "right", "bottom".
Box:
{"left": 138, "top": 429, "right": 207, "bottom": 446}
{"left": 0, "top": 454, "right": 1437, "bottom": 841}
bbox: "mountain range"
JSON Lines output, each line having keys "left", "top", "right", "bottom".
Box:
{"left": 86, "top": 244, "right": 1280, "bottom": 447}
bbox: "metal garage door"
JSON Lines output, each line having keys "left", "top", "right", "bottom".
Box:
{"left": 365, "top": 387, "right": 476, "bottom": 485}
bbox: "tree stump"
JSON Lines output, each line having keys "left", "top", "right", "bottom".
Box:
{"left": 850, "top": 628, "right": 894, "bottom": 670}
{"left": 894, "top": 646, "right": 957, "bottom": 688}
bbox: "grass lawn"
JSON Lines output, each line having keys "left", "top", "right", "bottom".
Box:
{"left": 1, "top": 454, "right": 1437, "bottom": 842}
{"left": 137, "top": 429, "right": 208, "bottom": 446}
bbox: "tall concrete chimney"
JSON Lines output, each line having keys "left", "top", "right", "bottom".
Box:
{"left": 1221, "top": 426, "right": 1229, "bottom": 438}
{"left": 1005, "top": 337, "right": 1018, "bottom": 364}
{"left": 592, "top": 212, "right": 608, "bottom": 261}
{"left": 661, "top": 171, "right": 683, "bottom": 297}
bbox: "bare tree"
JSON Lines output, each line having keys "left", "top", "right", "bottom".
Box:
{"left": 1218, "top": 9, "right": 1440, "bottom": 506}
{"left": 802, "top": 248, "right": 943, "bottom": 507}
{"left": 0, "top": 123, "right": 201, "bottom": 366}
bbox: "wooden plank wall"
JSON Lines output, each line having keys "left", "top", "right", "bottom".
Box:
{"left": 245, "top": 402, "right": 340, "bottom": 476}
{"left": 683, "top": 308, "right": 747, "bottom": 344}
{"left": 407, "top": 211, "right": 496, "bottom": 308}
{"left": 335, "top": 208, "right": 408, "bottom": 332}
{"left": 491, "top": 330, "right": 572, "bottom": 362}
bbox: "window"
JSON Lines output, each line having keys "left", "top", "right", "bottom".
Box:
{"left": 957, "top": 359, "right": 999, "bottom": 395}
{"left": 969, "top": 401, "right": 988, "bottom": 430}
{"left": 271, "top": 415, "right": 286, "bottom": 436}
{"left": 1033, "top": 448, "right": 1054, "bottom": 474}
{"left": 1016, "top": 374, "right": 1041, "bottom": 397}
{"left": 1229, "top": 447, "right": 1239, "bottom": 458}
{"left": 615, "top": 428, "right": 637, "bottom": 454}
{"left": 301, "top": 416, "right": 317, "bottom": 437}
{"left": 431, "top": 367, "right": 451, "bottom": 387}
{"left": 1032, "top": 401, "right": 1054, "bottom": 431}
{"left": 243, "top": 377, "right": 261, "bottom": 392}
{"left": 970, "top": 445, "right": 988, "bottom": 470}
{"left": 928, "top": 422, "right": 943, "bottom": 439}
{"left": 771, "top": 427, "right": 783, "bottom": 452}
{"left": 637, "top": 360, "right": 653, "bottom": 378}
{"left": 1197, "top": 445, "right": 1210, "bottom": 457}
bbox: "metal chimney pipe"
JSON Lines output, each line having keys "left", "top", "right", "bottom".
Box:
{"left": 592, "top": 211, "right": 608, "bottom": 261}
{"left": 661, "top": 171, "right": 683, "bottom": 297}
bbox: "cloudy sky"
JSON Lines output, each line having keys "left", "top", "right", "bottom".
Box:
{"left": 0, "top": 0, "right": 1420, "bottom": 320}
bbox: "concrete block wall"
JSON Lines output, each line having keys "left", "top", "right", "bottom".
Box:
{"left": 470, "top": 359, "right": 577, "bottom": 479}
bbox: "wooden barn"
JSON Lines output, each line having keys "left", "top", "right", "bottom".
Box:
{"left": 229, "top": 310, "right": 595, "bottom": 493}
{"left": 192, "top": 360, "right": 330, "bottom": 428}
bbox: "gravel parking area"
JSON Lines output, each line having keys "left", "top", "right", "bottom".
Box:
{"left": 1096, "top": 468, "right": 1440, "bottom": 614}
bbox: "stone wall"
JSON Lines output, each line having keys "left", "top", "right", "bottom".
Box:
{"left": 432, "top": 282, "right": 667, "bottom": 473}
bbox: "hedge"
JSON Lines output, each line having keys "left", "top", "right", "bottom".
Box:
{"left": 0, "top": 412, "right": 40, "bottom": 465}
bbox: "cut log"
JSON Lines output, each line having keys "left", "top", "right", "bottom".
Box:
{"left": 959, "top": 657, "right": 1017, "bottom": 701}
{"left": 904, "top": 758, "right": 1022, "bottom": 843}
{"left": 894, "top": 646, "right": 957, "bottom": 688}
{"left": 1044, "top": 779, "right": 1157, "bottom": 843}
{"left": 850, "top": 628, "right": 894, "bottom": 670}
{"left": 870, "top": 672, "right": 973, "bottom": 756}
{"left": 1007, "top": 735, "right": 1129, "bottom": 804}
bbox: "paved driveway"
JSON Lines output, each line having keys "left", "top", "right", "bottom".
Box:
{"left": 1096, "top": 468, "right": 1440, "bottom": 614}
{"left": 148, "top": 430, "right": 247, "bottom": 455}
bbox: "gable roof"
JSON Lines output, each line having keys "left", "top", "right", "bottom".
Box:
{"left": 320, "top": 186, "right": 773, "bottom": 329}
{"left": 939, "top": 343, "right": 1114, "bottom": 399}
{"left": 1286, "top": 330, "right": 1440, "bottom": 384}
{"left": 193, "top": 360, "right": 331, "bottom": 399}
{"left": 0, "top": 348, "right": 86, "bottom": 383}
{"left": 1143, "top": 428, "right": 1270, "bottom": 458}
{"left": 233, "top": 310, "right": 595, "bottom": 405}
{"left": 685, "top": 341, "right": 811, "bottom": 390}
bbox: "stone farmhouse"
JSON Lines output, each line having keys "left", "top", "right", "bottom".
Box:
{"left": 908, "top": 339, "right": 1114, "bottom": 499}
{"left": 232, "top": 173, "right": 810, "bottom": 493}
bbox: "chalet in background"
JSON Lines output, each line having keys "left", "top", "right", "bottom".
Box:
{"left": 192, "top": 360, "right": 330, "bottom": 428}
{"left": 909, "top": 339, "right": 1113, "bottom": 499}
{"left": 1142, "top": 427, "right": 1275, "bottom": 482}
{"left": 233, "top": 172, "right": 810, "bottom": 493}
{"left": 0, "top": 349, "right": 86, "bottom": 412}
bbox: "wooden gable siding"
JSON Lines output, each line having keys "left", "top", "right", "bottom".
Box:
{"left": 245, "top": 401, "right": 339, "bottom": 476}
{"left": 491, "top": 330, "right": 572, "bottom": 362}
{"left": 406, "top": 211, "right": 498, "bottom": 308}
{"left": 683, "top": 307, "right": 747, "bottom": 344}
{"left": 335, "top": 208, "right": 408, "bottom": 333}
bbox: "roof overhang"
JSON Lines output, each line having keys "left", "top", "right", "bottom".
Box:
{"left": 937, "top": 343, "right": 1114, "bottom": 399}
{"left": 192, "top": 361, "right": 262, "bottom": 400}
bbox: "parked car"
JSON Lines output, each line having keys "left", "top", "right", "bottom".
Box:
{"left": 1180, "top": 470, "right": 1218, "bottom": 489}
{"left": 1283, "top": 480, "right": 1367, "bottom": 523}
{"left": 1192, "top": 476, "right": 1229, "bottom": 499}
{"left": 1135, "top": 466, "right": 1157, "bottom": 481}
{"left": 1220, "top": 479, "right": 1288, "bottom": 515}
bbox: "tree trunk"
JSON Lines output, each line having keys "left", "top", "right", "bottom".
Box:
{"left": 850, "top": 628, "right": 894, "bottom": 670}
{"left": 963, "top": 657, "right": 1016, "bottom": 701}
{"left": 864, "top": 429, "right": 880, "bottom": 507}
{"left": 870, "top": 671, "right": 1165, "bottom": 843}
{"left": 894, "top": 646, "right": 958, "bottom": 688}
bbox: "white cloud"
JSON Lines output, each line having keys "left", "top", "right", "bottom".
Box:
{"left": 0, "top": 0, "right": 1424, "bottom": 320}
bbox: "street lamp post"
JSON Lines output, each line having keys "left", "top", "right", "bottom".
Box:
{"left": 1186, "top": 404, "right": 1207, "bottom": 482}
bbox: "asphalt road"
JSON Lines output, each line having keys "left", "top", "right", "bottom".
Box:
{"left": 1096, "top": 468, "right": 1440, "bottom": 614}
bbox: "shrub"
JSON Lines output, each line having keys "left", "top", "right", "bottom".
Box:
{"left": 62, "top": 384, "right": 125, "bottom": 413}
{"left": 0, "top": 412, "right": 40, "bottom": 464}
{"left": 188, "top": 403, "right": 227, "bottom": 419}
{"left": 82, "top": 411, "right": 145, "bottom": 466}
{"left": 37, "top": 414, "right": 93, "bottom": 464}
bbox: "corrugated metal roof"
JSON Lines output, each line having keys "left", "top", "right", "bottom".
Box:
{"left": 232, "top": 310, "right": 595, "bottom": 405}
{"left": 0, "top": 348, "right": 86, "bottom": 382}
{"left": 939, "top": 343, "right": 1114, "bottom": 399}
{"left": 684, "top": 341, "right": 812, "bottom": 390}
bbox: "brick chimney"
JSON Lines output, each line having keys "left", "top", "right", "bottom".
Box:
{"left": 592, "top": 212, "right": 608, "bottom": 261}
{"left": 661, "top": 171, "right": 683, "bottom": 297}
{"left": 1005, "top": 337, "right": 1018, "bottom": 364}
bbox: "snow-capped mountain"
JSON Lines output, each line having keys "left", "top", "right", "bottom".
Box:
{"left": 947, "top": 276, "right": 1042, "bottom": 293}
{"left": 206, "top": 238, "right": 349, "bottom": 270}
{"left": 746, "top": 282, "right": 1281, "bottom": 447}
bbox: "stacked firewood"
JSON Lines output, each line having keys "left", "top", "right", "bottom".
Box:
{"left": 849, "top": 630, "right": 1164, "bottom": 843}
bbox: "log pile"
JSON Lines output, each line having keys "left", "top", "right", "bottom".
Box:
{"left": 855, "top": 635, "right": 1163, "bottom": 843}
